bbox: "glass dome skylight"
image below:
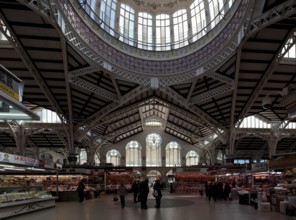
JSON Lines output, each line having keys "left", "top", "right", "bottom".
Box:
{"left": 79, "top": 0, "right": 235, "bottom": 51}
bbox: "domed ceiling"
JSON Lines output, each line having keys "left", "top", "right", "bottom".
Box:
{"left": 127, "top": 0, "right": 191, "bottom": 13}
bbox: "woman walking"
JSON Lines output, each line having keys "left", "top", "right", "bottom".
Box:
{"left": 117, "top": 182, "right": 128, "bottom": 208}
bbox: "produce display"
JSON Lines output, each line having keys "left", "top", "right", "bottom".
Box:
{"left": 0, "top": 175, "right": 53, "bottom": 204}
{"left": 106, "top": 170, "right": 133, "bottom": 191}
{"left": 0, "top": 190, "right": 52, "bottom": 203}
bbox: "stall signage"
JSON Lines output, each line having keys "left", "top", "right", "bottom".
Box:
{"left": 269, "top": 155, "right": 296, "bottom": 168}
{"left": 65, "top": 168, "right": 91, "bottom": 174}
{"left": 0, "top": 152, "right": 39, "bottom": 166}
{"left": 251, "top": 163, "right": 268, "bottom": 172}
{"left": 0, "top": 65, "right": 23, "bottom": 101}
{"left": 176, "top": 167, "right": 201, "bottom": 173}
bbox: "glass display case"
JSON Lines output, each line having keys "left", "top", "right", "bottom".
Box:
{"left": 0, "top": 152, "right": 57, "bottom": 219}
{"left": 0, "top": 174, "right": 56, "bottom": 219}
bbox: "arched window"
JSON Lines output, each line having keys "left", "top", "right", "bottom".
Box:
{"left": 79, "top": 148, "right": 87, "bottom": 165}
{"left": 94, "top": 150, "right": 100, "bottom": 166}
{"left": 35, "top": 108, "right": 62, "bottom": 123}
{"left": 190, "top": 0, "right": 206, "bottom": 41}
{"left": 119, "top": 3, "right": 135, "bottom": 46}
{"left": 228, "top": 0, "right": 234, "bottom": 8}
{"left": 173, "top": 9, "right": 188, "bottom": 49}
{"left": 166, "top": 141, "right": 181, "bottom": 167}
{"left": 146, "top": 133, "right": 162, "bottom": 167}
{"left": 81, "top": 0, "right": 235, "bottom": 51}
{"left": 186, "top": 150, "right": 199, "bottom": 166}
{"left": 106, "top": 149, "right": 121, "bottom": 166}
{"left": 138, "top": 12, "right": 153, "bottom": 50}
{"left": 216, "top": 150, "right": 223, "bottom": 163}
{"left": 126, "top": 141, "right": 142, "bottom": 167}
{"left": 99, "top": 0, "right": 117, "bottom": 36}
{"left": 156, "top": 14, "right": 171, "bottom": 51}
{"left": 208, "top": 0, "right": 224, "bottom": 29}
{"left": 79, "top": 0, "right": 98, "bottom": 20}
{"left": 205, "top": 152, "right": 211, "bottom": 165}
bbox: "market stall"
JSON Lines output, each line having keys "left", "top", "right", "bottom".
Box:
{"left": 105, "top": 168, "right": 133, "bottom": 192}
{"left": 0, "top": 152, "right": 57, "bottom": 219}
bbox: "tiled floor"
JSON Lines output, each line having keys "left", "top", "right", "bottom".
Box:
{"left": 10, "top": 191, "right": 296, "bottom": 220}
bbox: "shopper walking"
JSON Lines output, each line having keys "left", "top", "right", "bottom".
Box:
{"left": 208, "top": 181, "right": 217, "bottom": 202}
{"left": 153, "top": 179, "right": 162, "bottom": 208}
{"left": 169, "top": 182, "right": 173, "bottom": 193}
{"left": 131, "top": 180, "right": 140, "bottom": 203}
{"left": 223, "top": 182, "right": 231, "bottom": 200}
{"left": 77, "top": 179, "right": 85, "bottom": 203}
{"left": 95, "top": 184, "right": 101, "bottom": 198}
{"left": 117, "top": 182, "right": 128, "bottom": 208}
{"left": 139, "top": 179, "right": 149, "bottom": 209}
{"left": 205, "top": 181, "right": 209, "bottom": 198}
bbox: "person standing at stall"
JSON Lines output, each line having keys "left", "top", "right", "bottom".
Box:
{"left": 153, "top": 179, "right": 162, "bottom": 208}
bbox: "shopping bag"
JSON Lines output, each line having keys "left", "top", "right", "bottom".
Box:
{"left": 113, "top": 195, "right": 118, "bottom": 201}
{"left": 153, "top": 190, "right": 159, "bottom": 197}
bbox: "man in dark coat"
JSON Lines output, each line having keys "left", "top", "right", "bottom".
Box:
{"left": 131, "top": 180, "right": 140, "bottom": 203}
{"left": 153, "top": 179, "right": 162, "bottom": 208}
{"left": 139, "top": 179, "right": 149, "bottom": 209}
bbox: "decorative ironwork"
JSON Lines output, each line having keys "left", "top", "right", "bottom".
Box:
{"left": 26, "top": 0, "right": 251, "bottom": 87}
{"left": 248, "top": 0, "right": 296, "bottom": 36}
{"left": 189, "top": 84, "right": 234, "bottom": 105}
{"left": 70, "top": 77, "right": 119, "bottom": 102}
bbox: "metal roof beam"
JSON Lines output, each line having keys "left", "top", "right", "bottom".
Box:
{"left": 207, "top": 72, "right": 235, "bottom": 85}
{"left": 68, "top": 65, "right": 101, "bottom": 78}
{"left": 166, "top": 121, "right": 202, "bottom": 140}
{"left": 102, "top": 98, "right": 152, "bottom": 123}
{"left": 23, "top": 122, "right": 65, "bottom": 130}
{"left": 189, "top": 84, "right": 234, "bottom": 105}
{"left": 110, "top": 74, "right": 122, "bottom": 99}
{"left": 75, "top": 86, "right": 149, "bottom": 140}
{"left": 55, "top": 132, "right": 69, "bottom": 148}
{"left": 5, "top": 120, "right": 19, "bottom": 149}
{"left": 0, "top": 14, "right": 65, "bottom": 121}
{"left": 60, "top": 36, "right": 75, "bottom": 153}
{"left": 229, "top": 45, "right": 243, "bottom": 155}
{"left": 237, "top": 29, "right": 296, "bottom": 123}
{"left": 70, "top": 77, "right": 119, "bottom": 102}
{"left": 159, "top": 87, "right": 227, "bottom": 133}
{"left": 100, "top": 96, "right": 205, "bottom": 129}
{"left": 104, "top": 121, "right": 142, "bottom": 140}
{"left": 186, "top": 78, "right": 197, "bottom": 102}
{"left": 248, "top": 0, "right": 296, "bottom": 36}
